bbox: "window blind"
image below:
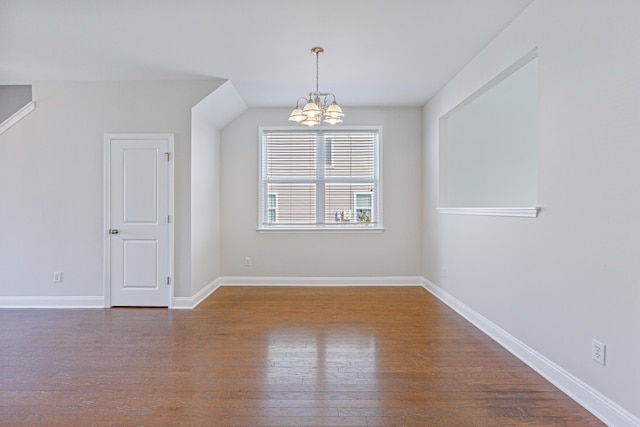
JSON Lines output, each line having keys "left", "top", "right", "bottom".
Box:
{"left": 260, "top": 129, "right": 380, "bottom": 229}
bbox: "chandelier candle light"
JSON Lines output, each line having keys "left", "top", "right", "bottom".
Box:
{"left": 289, "top": 47, "right": 344, "bottom": 126}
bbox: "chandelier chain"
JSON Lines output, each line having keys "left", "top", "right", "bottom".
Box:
{"left": 315, "top": 49, "right": 319, "bottom": 94}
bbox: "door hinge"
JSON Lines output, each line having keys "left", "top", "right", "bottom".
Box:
{"left": 167, "top": 276, "right": 172, "bottom": 285}
{"left": 165, "top": 152, "right": 171, "bottom": 161}
{"left": 167, "top": 215, "right": 172, "bottom": 223}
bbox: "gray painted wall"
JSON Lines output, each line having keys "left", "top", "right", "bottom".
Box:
{"left": 422, "top": 0, "right": 640, "bottom": 418}
{"left": 220, "top": 107, "right": 423, "bottom": 278}
{"left": 190, "top": 111, "right": 221, "bottom": 295}
{"left": 0, "top": 80, "right": 223, "bottom": 300}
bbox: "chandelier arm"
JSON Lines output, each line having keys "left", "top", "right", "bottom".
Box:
{"left": 323, "top": 93, "right": 336, "bottom": 108}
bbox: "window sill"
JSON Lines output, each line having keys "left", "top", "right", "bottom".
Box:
{"left": 436, "top": 207, "right": 540, "bottom": 218}
{"left": 257, "top": 225, "right": 385, "bottom": 234}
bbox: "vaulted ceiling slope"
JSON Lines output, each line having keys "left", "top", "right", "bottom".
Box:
{"left": 0, "top": 0, "right": 533, "bottom": 107}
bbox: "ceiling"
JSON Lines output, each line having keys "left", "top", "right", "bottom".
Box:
{"left": 0, "top": 0, "right": 533, "bottom": 107}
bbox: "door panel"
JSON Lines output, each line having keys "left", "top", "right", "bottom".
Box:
{"left": 107, "top": 135, "right": 172, "bottom": 307}
{"left": 123, "top": 240, "right": 158, "bottom": 289}
{"left": 123, "top": 149, "right": 159, "bottom": 223}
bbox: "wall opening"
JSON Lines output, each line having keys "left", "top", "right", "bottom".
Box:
{"left": 0, "top": 85, "right": 34, "bottom": 136}
{"left": 438, "top": 50, "right": 539, "bottom": 217}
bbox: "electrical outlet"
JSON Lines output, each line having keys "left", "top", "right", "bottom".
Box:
{"left": 592, "top": 339, "right": 606, "bottom": 366}
{"left": 53, "top": 272, "right": 63, "bottom": 283}
{"left": 244, "top": 257, "right": 252, "bottom": 267}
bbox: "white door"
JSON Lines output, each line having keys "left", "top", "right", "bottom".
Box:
{"left": 105, "top": 134, "right": 173, "bottom": 307}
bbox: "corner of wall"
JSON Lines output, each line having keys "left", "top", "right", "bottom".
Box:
{"left": 189, "top": 80, "right": 249, "bottom": 298}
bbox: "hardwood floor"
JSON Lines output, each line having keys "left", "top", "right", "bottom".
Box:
{"left": 0, "top": 286, "right": 604, "bottom": 426}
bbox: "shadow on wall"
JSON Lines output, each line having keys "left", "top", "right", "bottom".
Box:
{"left": 0, "top": 85, "right": 34, "bottom": 136}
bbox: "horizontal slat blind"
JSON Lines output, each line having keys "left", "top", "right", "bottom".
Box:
{"left": 261, "top": 129, "right": 379, "bottom": 229}
{"left": 266, "top": 184, "right": 316, "bottom": 224}
{"left": 325, "top": 133, "right": 376, "bottom": 179}
{"left": 264, "top": 132, "right": 316, "bottom": 178}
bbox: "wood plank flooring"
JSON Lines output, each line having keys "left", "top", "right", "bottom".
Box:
{"left": 0, "top": 286, "right": 605, "bottom": 426}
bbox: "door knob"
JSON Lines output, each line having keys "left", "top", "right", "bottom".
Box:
{"left": 109, "top": 229, "right": 119, "bottom": 234}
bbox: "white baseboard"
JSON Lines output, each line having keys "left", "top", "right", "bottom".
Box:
{"left": 0, "top": 277, "right": 420, "bottom": 309}
{"left": 219, "top": 276, "right": 424, "bottom": 287}
{"left": 172, "top": 278, "right": 222, "bottom": 309}
{"left": 0, "top": 295, "right": 104, "bottom": 308}
{"left": 170, "top": 275, "right": 422, "bottom": 307}
{"left": 421, "top": 278, "right": 640, "bottom": 427}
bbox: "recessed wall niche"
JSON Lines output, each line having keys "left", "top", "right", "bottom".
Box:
{"left": 0, "top": 85, "right": 34, "bottom": 136}
{"left": 438, "top": 50, "right": 539, "bottom": 217}
{"left": 0, "top": 85, "right": 32, "bottom": 123}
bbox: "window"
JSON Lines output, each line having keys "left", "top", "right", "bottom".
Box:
{"left": 259, "top": 127, "right": 382, "bottom": 231}
{"left": 267, "top": 193, "right": 277, "bottom": 222}
{"left": 354, "top": 193, "right": 372, "bottom": 222}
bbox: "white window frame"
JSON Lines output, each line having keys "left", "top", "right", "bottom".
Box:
{"left": 258, "top": 126, "right": 383, "bottom": 233}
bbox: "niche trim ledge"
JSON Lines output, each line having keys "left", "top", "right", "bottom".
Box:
{"left": 437, "top": 207, "right": 540, "bottom": 218}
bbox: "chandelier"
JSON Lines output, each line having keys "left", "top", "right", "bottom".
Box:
{"left": 289, "top": 47, "right": 344, "bottom": 126}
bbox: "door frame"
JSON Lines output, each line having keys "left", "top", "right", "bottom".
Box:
{"left": 103, "top": 133, "right": 175, "bottom": 308}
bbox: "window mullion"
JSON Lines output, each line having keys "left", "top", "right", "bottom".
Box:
{"left": 316, "top": 132, "right": 326, "bottom": 225}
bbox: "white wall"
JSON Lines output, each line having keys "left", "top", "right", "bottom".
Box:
{"left": 190, "top": 81, "right": 247, "bottom": 297}
{"left": 0, "top": 80, "right": 223, "bottom": 301}
{"left": 423, "top": 0, "right": 640, "bottom": 420}
{"left": 220, "top": 107, "right": 423, "bottom": 278}
{"left": 190, "top": 112, "right": 221, "bottom": 295}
